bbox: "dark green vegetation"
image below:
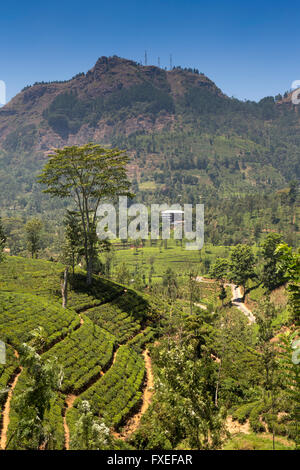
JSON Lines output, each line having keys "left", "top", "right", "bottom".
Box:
{"left": 0, "top": 235, "right": 298, "bottom": 450}
{"left": 0, "top": 291, "right": 80, "bottom": 348}
{"left": 67, "top": 345, "right": 145, "bottom": 435}
{"left": 0, "top": 256, "right": 159, "bottom": 449}
{"left": 42, "top": 318, "right": 116, "bottom": 394}
{"left": 38, "top": 143, "right": 132, "bottom": 284}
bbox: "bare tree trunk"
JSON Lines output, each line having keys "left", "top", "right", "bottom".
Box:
{"left": 215, "top": 360, "right": 222, "bottom": 407}
{"left": 61, "top": 267, "right": 68, "bottom": 308}
{"left": 87, "top": 257, "right": 93, "bottom": 285}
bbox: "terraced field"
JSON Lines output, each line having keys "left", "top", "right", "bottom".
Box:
{"left": 0, "top": 291, "right": 80, "bottom": 348}
{"left": 67, "top": 345, "right": 146, "bottom": 439}
{"left": 0, "top": 345, "right": 19, "bottom": 410}
{"left": 0, "top": 256, "right": 158, "bottom": 450}
{"left": 85, "top": 291, "right": 149, "bottom": 343}
{"left": 42, "top": 318, "right": 116, "bottom": 394}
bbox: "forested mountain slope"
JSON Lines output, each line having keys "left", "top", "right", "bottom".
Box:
{"left": 0, "top": 56, "right": 299, "bottom": 218}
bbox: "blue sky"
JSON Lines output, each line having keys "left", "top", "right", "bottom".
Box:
{"left": 1, "top": 0, "right": 299, "bottom": 102}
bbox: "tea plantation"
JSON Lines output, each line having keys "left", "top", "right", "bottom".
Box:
{"left": 0, "top": 256, "right": 158, "bottom": 449}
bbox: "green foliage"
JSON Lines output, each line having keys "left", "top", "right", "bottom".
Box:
{"left": 134, "top": 335, "right": 225, "bottom": 450}
{"left": 162, "top": 268, "right": 178, "bottom": 300}
{"left": 229, "top": 244, "right": 256, "bottom": 297}
{"left": 277, "top": 333, "right": 300, "bottom": 447}
{"left": 25, "top": 217, "right": 43, "bottom": 259}
{"left": 127, "top": 327, "right": 156, "bottom": 353}
{"left": 224, "top": 432, "right": 294, "bottom": 450}
{"left": 232, "top": 401, "right": 258, "bottom": 423}
{"left": 67, "top": 345, "right": 145, "bottom": 434}
{"left": 7, "top": 342, "right": 63, "bottom": 450}
{"left": 276, "top": 243, "right": 300, "bottom": 322}
{"left": 62, "top": 210, "right": 84, "bottom": 273}
{"left": 70, "top": 400, "right": 111, "bottom": 450}
{"left": 38, "top": 143, "right": 133, "bottom": 284}
{"left": 43, "top": 317, "right": 116, "bottom": 393}
{"left": 0, "top": 216, "right": 6, "bottom": 262}
{"left": 209, "top": 258, "right": 229, "bottom": 282}
{"left": 0, "top": 291, "right": 80, "bottom": 349}
{"left": 115, "top": 262, "right": 131, "bottom": 285}
{"left": 0, "top": 345, "right": 18, "bottom": 410}
{"left": 85, "top": 289, "right": 149, "bottom": 343}
{"left": 261, "top": 233, "right": 285, "bottom": 291}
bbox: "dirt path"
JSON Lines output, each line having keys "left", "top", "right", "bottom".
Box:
{"left": 229, "top": 284, "right": 256, "bottom": 324}
{"left": 226, "top": 416, "right": 250, "bottom": 435}
{"left": 0, "top": 313, "right": 86, "bottom": 451}
{"left": 113, "top": 349, "right": 154, "bottom": 440}
{"left": 63, "top": 394, "right": 77, "bottom": 450}
{"left": 0, "top": 349, "right": 22, "bottom": 450}
{"left": 196, "top": 276, "right": 255, "bottom": 323}
{"left": 62, "top": 347, "right": 118, "bottom": 450}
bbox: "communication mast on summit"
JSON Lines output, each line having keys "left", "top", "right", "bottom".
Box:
{"left": 144, "top": 51, "right": 148, "bottom": 66}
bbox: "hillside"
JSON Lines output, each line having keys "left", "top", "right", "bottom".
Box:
{"left": 0, "top": 56, "right": 299, "bottom": 222}
{"left": 0, "top": 256, "right": 160, "bottom": 450}
{"left": 0, "top": 254, "right": 297, "bottom": 450}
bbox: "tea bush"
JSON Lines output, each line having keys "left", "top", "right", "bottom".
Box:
{"left": 0, "top": 291, "right": 80, "bottom": 348}
{"left": 67, "top": 345, "right": 145, "bottom": 435}
{"left": 43, "top": 317, "right": 116, "bottom": 393}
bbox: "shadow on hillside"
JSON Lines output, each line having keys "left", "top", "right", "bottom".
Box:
{"left": 68, "top": 272, "right": 150, "bottom": 321}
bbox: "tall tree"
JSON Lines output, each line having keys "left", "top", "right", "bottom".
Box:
{"left": 229, "top": 244, "right": 256, "bottom": 301}
{"left": 275, "top": 243, "right": 300, "bottom": 323}
{"left": 261, "top": 233, "right": 285, "bottom": 291}
{"left": 63, "top": 210, "right": 83, "bottom": 275}
{"left": 25, "top": 218, "right": 43, "bottom": 259}
{"left": 210, "top": 258, "right": 229, "bottom": 305}
{"left": 38, "top": 143, "right": 133, "bottom": 284}
{"left": 162, "top": 268, "right": 178, "bottom": 300}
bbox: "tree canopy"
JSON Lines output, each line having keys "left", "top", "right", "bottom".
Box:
{"left": 38, "top": 143, "right": 133, "bottom": 284}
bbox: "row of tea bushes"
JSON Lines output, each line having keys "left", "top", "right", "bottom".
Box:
{"left": 43, "top": 393, "right": 66, "bottom": 449}
{"left": 0, "top": 257, "right": 126, "bottom": 311}
{"left": 85, "top": 290, "right": 151, "bottom": 343}
{"left": 0, "top": 292, "right": 80, "bottom": 349}
{"left": 6, "top": 371, "right": 32, "bottom": 449}
{"left": 67, "top": 345, "right": 145, "bottom": 437}
{"left": 127, "top": 327, "right": 156, "bottom": 353}
{"left": 67, "top": 273, "right": 125, "bottom": 311}
{"left": 0, "top": 256, "right": 63, "bottom": 299}
{"left": 0, "top": 344, "right": 19, "bottom": 411}
{"left": 86, "top": 303, "right": 141, "bottom": 343}
{"left": 43, "top": 317, "right": 116, "bottom": 393}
